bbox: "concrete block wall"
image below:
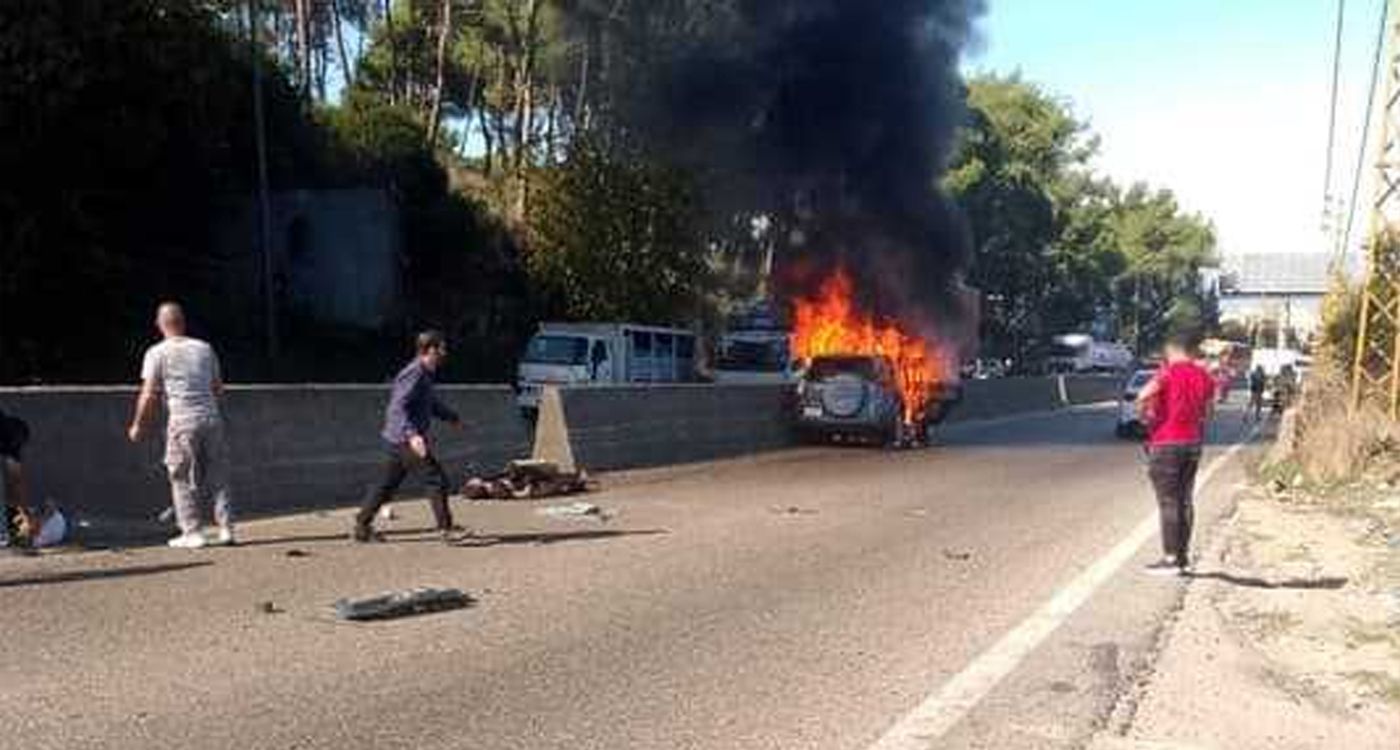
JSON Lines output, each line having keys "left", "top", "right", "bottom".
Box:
{"left": 0, "top": 385, "right": 530, "bottom": 521}
{"left": 554, "top": 384, "right": 795, "bottom": 472}
{"left": 951, "top": 375, "right": 1121, "bottom": 423}
{"left": 0, "top": 376, "right": 1122, "bottom": 523}
{"left": 1061, "top": 375, "right": 1124, "bottom": 407}
{"left": 950, "top": 377, "right": 1060, "bottom": 422}
{"left": 545, "top": 375, "right": 1124, "bottom": 473}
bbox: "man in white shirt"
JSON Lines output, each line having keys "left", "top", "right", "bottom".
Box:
{"left": 127, "top": 302, "right": 235, "bottom": 548}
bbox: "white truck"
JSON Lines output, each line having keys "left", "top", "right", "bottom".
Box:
{"left": 1046, "top": 334, "right": 1135, "bottom": 374}
{"left": 515, "top": 322, "right": 698, "bottom": 410}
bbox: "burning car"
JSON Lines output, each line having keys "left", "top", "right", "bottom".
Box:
{"left": 794, "top": 355, "right": 902, "bottom": 444}
{"left": 788, "top": 270, "right": 962, "bottom": 447}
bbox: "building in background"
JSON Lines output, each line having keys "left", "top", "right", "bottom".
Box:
{"left": 1218, "top": 253, "right": 1331, "bottom": 343}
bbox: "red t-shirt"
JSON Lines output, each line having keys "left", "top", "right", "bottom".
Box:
{"left": 1147, "top": 361, "right": 1215, "bottom": 446}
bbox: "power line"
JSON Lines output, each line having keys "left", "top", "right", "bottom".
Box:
{"left": 1323, "top": 0, "right": 1347, "bottom": 213}
{"left": 1337, "top": 0, "right": 1390, "bottom": 268}
{"left": 1349, "top": 0, "right": 1400, "bottom": 416}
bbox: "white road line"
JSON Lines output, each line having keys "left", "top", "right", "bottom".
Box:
{"left": 866, "top": 431, "right": 1256, "bottom": 750}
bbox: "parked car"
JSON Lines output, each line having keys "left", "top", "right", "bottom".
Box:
{"left": 1115, "top": 368, "right": 1157, "bottom": 438}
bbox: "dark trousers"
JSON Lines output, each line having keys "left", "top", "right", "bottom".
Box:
{"left": 1148, "top": 443, "right": 1202, "bottom": 560}
{"left": 356, "top": 445, "right": 454, "bottom": 531}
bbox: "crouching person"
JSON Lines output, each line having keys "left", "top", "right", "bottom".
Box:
{"left": 1, "top": 408, "right": 38, "bottom": 554}
{"left": 127, "top": 302, "right": 235, "bottom": 549}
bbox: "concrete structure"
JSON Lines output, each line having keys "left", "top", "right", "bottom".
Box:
{"left": 211, "top": 189, "right": 400, "bottom": 329}
{"left": 0, "top": 385, "right": 529, "bottom": 522}
{"left": 1218, "top": 253, "right": 1331, "bottom": 339}
{"left": 0, "top": 377, "right": 1121, "bottom": 526}
{"left": 535, "top": 384, "right": 796, "bottom": 472}
{"left": 534, "top": 376, "right": 1122, "bottom": 473}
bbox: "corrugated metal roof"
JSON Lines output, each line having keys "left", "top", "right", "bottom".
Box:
{"left": 1223, "top": 254, "right": 1330, "bottom": 294}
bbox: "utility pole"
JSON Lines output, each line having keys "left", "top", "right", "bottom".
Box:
{"left": 1352, "top": 0, "right": 1400, "bottom": 415}
{"left": 247, "top": 0, "right": 279, "bottom": 362}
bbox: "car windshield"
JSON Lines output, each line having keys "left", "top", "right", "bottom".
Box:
{"left": 717, "top": 339, "right": 788, "bottom": 372}
{"left": 807, "top": 356, "right": 882, "bottom": 381}
{"left": 523, "top": 335, "right": 589, "bottom": 366}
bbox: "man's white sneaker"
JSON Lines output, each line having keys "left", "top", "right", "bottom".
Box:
{"left": 167, "top": 532, "right": 208, "bottom": 549}
{"left": 210, "top": 526, "right": 236, "bottom": 547}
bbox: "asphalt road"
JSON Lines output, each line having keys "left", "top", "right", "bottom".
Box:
{"left": 0, "top": 403, "right": 1257, "bottom": 750}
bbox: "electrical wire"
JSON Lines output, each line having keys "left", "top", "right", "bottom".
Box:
{"left": 1323, "top": 0, "right": 1347, "bottom": 213}
{"left": 1337, "top": 0, "right": 1390, "bottom": 268}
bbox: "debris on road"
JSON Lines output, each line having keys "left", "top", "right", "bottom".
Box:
{"left": 284, "top": 549, "right": 310, "bottom": 558}
{"left": 463, "top": 459, "right": 594, "bottom": 501}
{"left": 257, "top": 601, "right": 282, "bottom": 615}
{"left": 942, "top": 549, "right": 972, "bottom": 561}
{"left": 333, "top": 587, "right": 474, "bottom": 622}
{"left": 536, "top": 502, "right": 610, "bottom": 521}
{"left": 770, "top": 505, "right": 817, "bottom": 515}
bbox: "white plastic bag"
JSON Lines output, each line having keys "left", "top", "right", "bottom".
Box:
{"left": 32, "top": 509, "right": 68, "bottom": 548}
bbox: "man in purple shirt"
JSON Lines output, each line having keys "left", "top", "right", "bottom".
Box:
{"left": 353, "top": 331, "right": 466, "bottom": 543}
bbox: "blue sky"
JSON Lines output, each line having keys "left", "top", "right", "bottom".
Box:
{"left": 962, "top": 0, "right": 1384, "bottom": 261}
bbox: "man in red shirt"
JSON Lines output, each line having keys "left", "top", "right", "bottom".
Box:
{"left": 1136, "top": 333, "right": 1216, "bottom": 575}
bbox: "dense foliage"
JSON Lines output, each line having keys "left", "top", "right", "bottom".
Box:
{"left": 527, "top": 142, "right": 710, "bottom": 324}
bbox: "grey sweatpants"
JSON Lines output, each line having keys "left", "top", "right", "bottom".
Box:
{"left": 165, "top": 419, "right": 234, "bottom": 534}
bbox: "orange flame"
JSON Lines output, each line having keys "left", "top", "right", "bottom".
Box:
{"left": 790, "top": 269, "right": 941, "bottom": 424}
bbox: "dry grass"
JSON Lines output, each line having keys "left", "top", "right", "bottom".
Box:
{"left": 1348, "top": 670, "right": 1400, "bottom": 705}
{"left": 1279, "top": 365, "right": 1400, "bottom": 486}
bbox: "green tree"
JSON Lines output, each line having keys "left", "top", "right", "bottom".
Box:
{"left": 527, "top": 141, "right": 710, "bottom": 323}
{"left": 0, "top": 0, "right": 324, "bottom": 381}
{"left": 1110, "top": 184, "right": 1216, "bottom": 351}
{"left": 945, "top": 74, "right": 1094, "bottom": 357}
{"left": 947, "top": 74, "right": 1218, "bottom": 360}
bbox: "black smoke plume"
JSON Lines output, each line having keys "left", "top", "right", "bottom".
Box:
{"left": 589, "top": 0, "right": 984, "bottom": 335}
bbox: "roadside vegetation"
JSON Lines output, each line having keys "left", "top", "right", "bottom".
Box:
{"left": 1212, "top": 232, "right": 1400, "bottom": 736}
